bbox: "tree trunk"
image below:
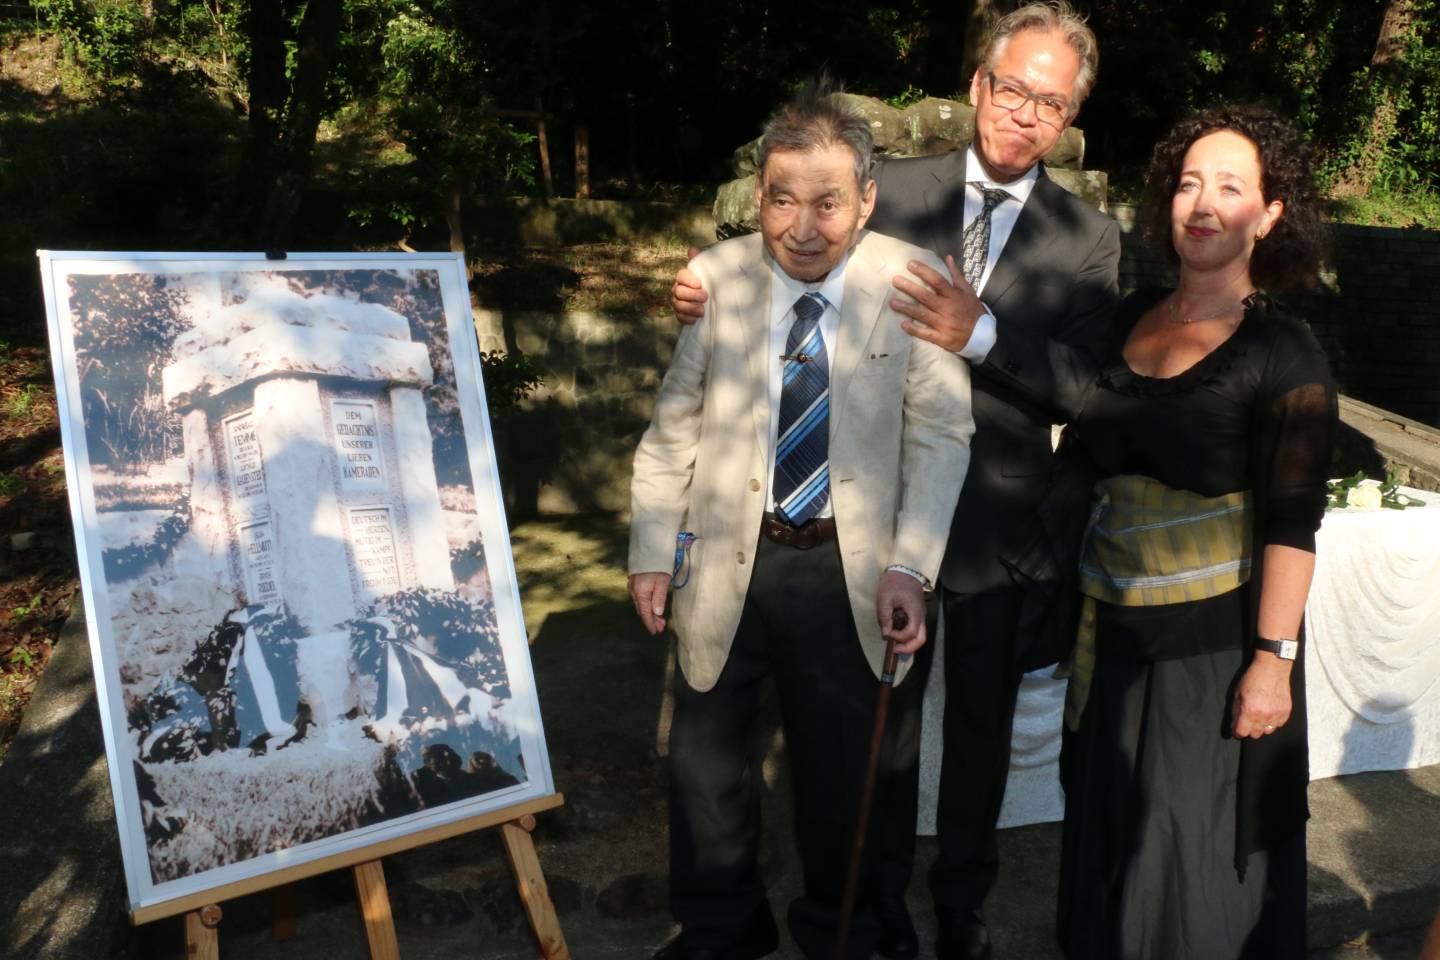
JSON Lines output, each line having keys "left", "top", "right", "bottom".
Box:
{"left": 236, "top": 0, "right": 289, "bottom": 232}
{"left": 916, "top": 0, "right": 969, "bottom": 98}
{"left": 445, "top": 185, "right": 471, "bottom": 278}
{"left": 210, "top": 0, "right": 228, "bottom": 69}
{"left": 255, "top": 0, "right": 344, "bottom": 248}
{"left": 960, "top": 0, "right": 1002, "bottom": 87}
{"left": 1331, "top": 0, "right": 1415, "bottom": 198}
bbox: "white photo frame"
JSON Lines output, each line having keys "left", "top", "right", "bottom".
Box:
{"left": 38, "top": 251, "right": 554, "bottom": 918}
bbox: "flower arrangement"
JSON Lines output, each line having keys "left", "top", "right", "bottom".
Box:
{"left": 1325, "top": 471, "right": 1426, "bottom": 511}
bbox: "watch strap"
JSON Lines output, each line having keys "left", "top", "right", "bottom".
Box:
{"left": 1255, "top": 637, "right": 1299, "bottom": 660}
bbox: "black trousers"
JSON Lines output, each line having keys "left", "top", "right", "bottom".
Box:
{"left": 926, "top": 586, "right": 1025, "bottom": 919}
{"left": 667, "top": 532, "right": 932, "bottom": 960}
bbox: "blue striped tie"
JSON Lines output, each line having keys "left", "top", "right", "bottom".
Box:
{"left": 773, "top": 293, "right": 830, "bottom": 526}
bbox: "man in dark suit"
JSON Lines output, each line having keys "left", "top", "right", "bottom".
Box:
{"left": 671, "top": 6, "right": 1119, "bottom": 958}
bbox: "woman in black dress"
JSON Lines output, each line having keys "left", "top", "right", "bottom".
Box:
{"left": 1054, "top": 106, "right": 1336, "bottom": 958}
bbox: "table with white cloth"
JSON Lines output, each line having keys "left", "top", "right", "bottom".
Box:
{"left": 917, "top": 485, "right": 1440, "bottom": 832}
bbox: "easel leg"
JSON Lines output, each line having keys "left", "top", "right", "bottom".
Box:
{"left": 500, "top": 815, "right": 571, "bottom": 960}
{"left": 184, "top": 904, "right": 222, "bottom": 960}
{"left": 352, "top": 860, "right": 402, "bottom": 960}
{"left": 273, "top": 882, "right": 297, "bottom": 942}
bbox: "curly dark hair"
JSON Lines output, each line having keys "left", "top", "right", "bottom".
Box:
{"left": 1142, "top": 104, "right": 1328, "bottom": 291}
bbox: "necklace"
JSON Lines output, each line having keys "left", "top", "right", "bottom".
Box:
{"left": 1166, "top": 291, "right": 1251, "bottom": 325}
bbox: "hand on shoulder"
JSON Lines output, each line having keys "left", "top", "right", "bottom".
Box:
{"left": 671, "top": 245, "right": 706, "bottom": 324}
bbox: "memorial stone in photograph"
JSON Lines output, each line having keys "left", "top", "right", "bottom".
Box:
{"left": 162, "top": 284, "right": 455, "bottom": 640}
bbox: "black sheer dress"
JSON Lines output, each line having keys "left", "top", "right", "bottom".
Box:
{"left": 1056, "top": 288, "right": 1336, "bottom": 960}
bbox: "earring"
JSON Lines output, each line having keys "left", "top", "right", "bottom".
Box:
{"left": 1255, "top": 231, "right": 1266, "bottom": 240}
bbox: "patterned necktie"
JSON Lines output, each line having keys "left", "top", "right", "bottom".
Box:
{"left": 961, "top": 187, "right": 1010, "bottom": 289}
{"left": 773, "top": 293, "right": 830, "bottom": 526}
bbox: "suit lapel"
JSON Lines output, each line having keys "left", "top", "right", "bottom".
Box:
{"left": 982, "top": 165, "right": 1059, "bottom": 307}
{"left": 736, "top": 248, "right": 773, "bottom": 457}
{"left": 921, "top": 149, "right": 970, "bottom": 260}
{"left": 829, "top": 233, "right": 885, "bottom": 438}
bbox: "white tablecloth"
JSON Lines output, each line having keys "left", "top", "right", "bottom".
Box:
{"left": 917, "top": 485, "right": 1440, "bottom": 832}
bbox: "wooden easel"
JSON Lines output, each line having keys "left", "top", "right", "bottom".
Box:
{"left": 146, "top": 793, "right": 569, "bottom": 960}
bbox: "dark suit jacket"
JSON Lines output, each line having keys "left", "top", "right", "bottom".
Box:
{"left": 867, "top": 147, "right": 1120, "bottom": 619}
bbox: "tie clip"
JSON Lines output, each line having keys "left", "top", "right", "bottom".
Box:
{"left": 780, "top": 353, "right": 815, "bottom": 364}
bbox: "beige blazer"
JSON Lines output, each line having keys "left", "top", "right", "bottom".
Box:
{"left": 628, "top": 230, "right": 974, "bottom": 691}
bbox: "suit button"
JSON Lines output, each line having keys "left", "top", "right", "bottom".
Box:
{"left": 1004, "top": 359, "right": 1021, "bottom": 374}
{"left": 736, "top": 552, "right": 746, "bottom": 565}
{"left": 749, "top": 478, "right": 761, "bottom": 492}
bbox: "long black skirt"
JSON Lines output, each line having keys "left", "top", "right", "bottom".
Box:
{"left": 1057, "top": 637, "right": 1307, "bottom": 960}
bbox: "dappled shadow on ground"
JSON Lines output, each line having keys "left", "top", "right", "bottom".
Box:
{"left": 471, "top": 242, "right": 686, "bottom": 318}
{"left": 1307, "top": 707, "right": 1440, "bottom": 951}
{"left": 0, "top": 343, "right": 76, "bottom": 753}
{"left": 0, "top": 612, "right": 130, "bottom": 960}
{"left": 508, "top": 513, "right": 798, "bottom": 933}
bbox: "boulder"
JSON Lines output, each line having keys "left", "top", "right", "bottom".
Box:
{"left": 731, "top": 136, "right": 760, "bottom": 178}
{"left": 897, "top": 97, "right": 976, "bottom": 157}
{"left": 1045, "top": 168, "right": 1109, "bottom": 211}
{"left": 710, "top": 92, "right": 1099, "bottom": 238}
{"left": 833, "top": 93, "right": 905, "bottom": 149}
{"left": 1044, "top": 125, "right": 1085, "bottom": 170}
{"left": 712, "top": 174, "right": 759, "bottom": 240}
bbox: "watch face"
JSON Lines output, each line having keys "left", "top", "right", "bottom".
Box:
{"left": 1279, "top": 639, "right": 1299, "bottom": 660}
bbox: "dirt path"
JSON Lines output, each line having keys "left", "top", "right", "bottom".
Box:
{"left": 0, "top": 342, "right": 76, "bottom": 759}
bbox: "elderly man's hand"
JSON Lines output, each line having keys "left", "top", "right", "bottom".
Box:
{"left": 876, "top": 570, "right": 927, "bottom": 655}
{"left": 628, "top": 572, "right": 672, "bottom": 635}
{"left": 671, "top": 247, "right": 706, "bottom": 323}
{"left": 891, "top": 255, "right": 986, "bottom": 353}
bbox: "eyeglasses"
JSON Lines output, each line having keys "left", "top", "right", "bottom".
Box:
{"left": 984, "top": 72, "right": 1072, "bottom": 128}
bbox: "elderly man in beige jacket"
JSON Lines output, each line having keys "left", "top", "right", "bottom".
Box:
{"left": 628, "top": 86, "right": 974, "bottom": 960}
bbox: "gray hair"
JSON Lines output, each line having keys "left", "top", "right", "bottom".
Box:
{"left": 757, "top": 83, "right": 874, "bottom": 190}
{"left": 984, "top": 1, "right": 1099, "bottom": 108}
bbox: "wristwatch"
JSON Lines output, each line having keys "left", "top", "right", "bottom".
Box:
{"left": 1255, "top": 637, "right": 1299, "bottom": 660}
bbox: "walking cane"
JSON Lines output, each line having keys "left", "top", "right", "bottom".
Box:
{"left": 832, "top": 608, "right": 907, "bottom": 960}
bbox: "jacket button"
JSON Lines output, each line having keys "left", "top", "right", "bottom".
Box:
{"left": 1005, "top": 359, "right": 1021, "bottom": 374}
{"left": 736, "top": 552, "right": 746, "bottom": 564}
{"left": 749, "top": 478, "right": 761, "bottom": 492}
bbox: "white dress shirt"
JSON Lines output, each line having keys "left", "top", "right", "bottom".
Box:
{"left": 957, "top": 144, "right": 1041, "bottom": 362}
{"left": 764, "top": 251, "right": 849, "bottom": 519}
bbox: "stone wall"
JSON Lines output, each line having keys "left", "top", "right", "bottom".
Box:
{"left": 485, "top": 209, "right": 1440, "bottom": 518}
{"left": 1111, "top": 204, "right": 1440, "bottom": 427}
{"left": 472, "top": 197, "right": 714, "bottom": 248}
{"left": 475, "top": 308, "right": 673, "bottom": 517}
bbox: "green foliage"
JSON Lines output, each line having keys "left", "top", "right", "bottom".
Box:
{"left": 0, "top": 473, "right": 23, "bottom": 497}
{"left": 34, "top": 0, "right": 148, "bottom": 79}
{"left": 1080, "top": 0, "right": 1440, "bottom": 212}
{"left": 3, "top": 384, "right": 37, "bottom": 418}
{"left": 886, "top": 85, "right": 929, "bottom": 110}
{"left": 378, "top": 6, "right": 536, "bottom": 193}
{"left": 480, "top": 350, "right": 545, "bottom": 420}
{"left": 1331, "top": 184, "right": 1440, "bottom": 227}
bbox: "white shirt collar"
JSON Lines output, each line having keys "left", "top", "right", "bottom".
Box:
{"left": 965, "top": 144, "right": 1040, "bottom": 203}
{"left": 768, "top": 247, "right": 850, "bottom": 324}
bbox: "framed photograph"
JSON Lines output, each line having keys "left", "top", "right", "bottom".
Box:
{"left": 38, "top": 251, "right": 554, "bottom": 917}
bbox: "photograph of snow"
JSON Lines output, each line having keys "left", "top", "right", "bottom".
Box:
{"left": 39, "top": 252, "right": 552, "bottom": 914}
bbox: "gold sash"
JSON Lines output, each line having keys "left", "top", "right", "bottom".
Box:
{"left": 1060, "top": 474, "right": 1253, "bottom": 730}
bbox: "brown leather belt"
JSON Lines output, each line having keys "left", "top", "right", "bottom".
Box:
{"left": 761, "top": 513, "right": 837, "bottom": 550}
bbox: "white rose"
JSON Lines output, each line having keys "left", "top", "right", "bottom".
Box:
{"left": 1346, "top": 484, "right": 1383, "bottom": 510}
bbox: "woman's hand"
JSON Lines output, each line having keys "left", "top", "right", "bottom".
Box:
{"left": 1231, "top": 652, "right": 1293, "bottom": 739}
